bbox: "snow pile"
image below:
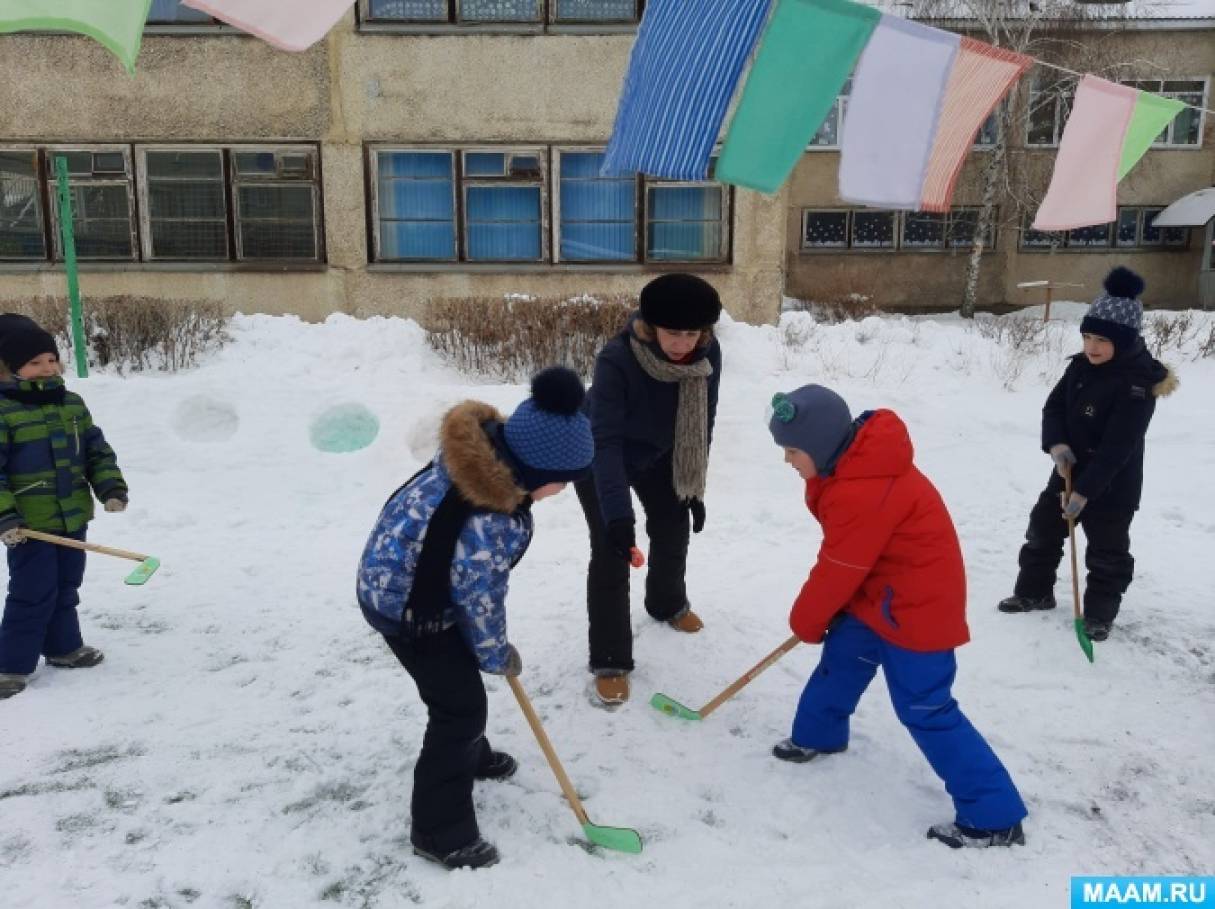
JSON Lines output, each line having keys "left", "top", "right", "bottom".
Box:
{"left": 1, "top": 309, "right": 1212, "bottom": 908}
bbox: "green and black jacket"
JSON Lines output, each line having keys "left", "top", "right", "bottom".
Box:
{"left": 0, "top": 375, "right": 127, "bottom": 534}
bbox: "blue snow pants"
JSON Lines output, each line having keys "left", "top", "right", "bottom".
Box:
{"left": 792, "top": 615, "right": 1027, "bottom": 831}
{"left": 0, "top": 530, "right": 87, "bottom": 675}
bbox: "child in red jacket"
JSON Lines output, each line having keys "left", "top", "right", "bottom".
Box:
{"left": 768, "top": 384, "right": 1027, "bottom": 849}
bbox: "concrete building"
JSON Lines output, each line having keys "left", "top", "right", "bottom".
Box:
{"left": 0, "top": 2, "right": 1211, "bottom": 323}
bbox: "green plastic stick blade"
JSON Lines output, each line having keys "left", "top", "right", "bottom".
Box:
{"left": 583, "top": 821, "right": 643, "bottom": 854}
{"left": 650, "top": 692, "right": 702, "bottom": 721}
{"left": 124, "top": 558, "right": 160, "bottom": 586}
{"left": 1074, "top": 618, "right": 1094, "bottom": 664}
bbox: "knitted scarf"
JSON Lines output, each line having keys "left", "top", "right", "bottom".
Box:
{"left": 628, "top": 336, "right": 713, "bottom": 502}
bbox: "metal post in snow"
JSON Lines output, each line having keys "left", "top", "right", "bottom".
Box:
{"left": 53, "top": 156, "right": 88, "bottom": 379}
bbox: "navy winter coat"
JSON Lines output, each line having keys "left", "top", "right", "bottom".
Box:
{"left": 1041, "top": 339, "right": 1175, "bottom": 512}
{"left": 585, "top": 316, "right": 721, "bottom": 525}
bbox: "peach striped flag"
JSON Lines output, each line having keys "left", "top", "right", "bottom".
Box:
{"left": 919, "top": 38, "right": 1031, "bottom": 212}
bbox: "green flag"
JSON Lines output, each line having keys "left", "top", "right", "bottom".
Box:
{"left": 716, "top": 0, "right": 880, "bottom": 194}
{"left": 1117, "top": 90, "right": 1184, "bottom": 181}
{"left": 0, "top": 0, "right": 153, "bottom": 73}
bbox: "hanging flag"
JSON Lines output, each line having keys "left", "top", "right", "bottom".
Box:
{"left": 1033, "top": 76, "right": 1138, "bottom": 231}
{"left": 181, "top": 0, "right": 353, "bottom": 52}
{"left": 1117, "top": 91, "right": 1185, "bottom": 180}
{"left": 601, "top": 0, "right": 773, "bottom": 181}
{"left": 919, "top": 39, "right": 1031, "bottom": 212}
{"left": 0, "top": 0, "right": 152, "bottom": 73}
{"left": 839, "top": 14, "right": 960, "bottom": 209}
{"left": 716, "top": 0, "right": 879, "bottom": 195}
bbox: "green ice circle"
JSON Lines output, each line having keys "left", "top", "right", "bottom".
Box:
{"left": 310, "top": 403, "right": 380, "bottom": 453}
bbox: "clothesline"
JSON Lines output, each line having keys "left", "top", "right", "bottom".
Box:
{"left": 1033, "top": 59, "right": 1215, "bottom": 116}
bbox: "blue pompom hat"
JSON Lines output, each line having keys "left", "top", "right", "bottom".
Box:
{"left": 768, "top": 384, "right": 855, "bottom": 475}
{"left": 502, "top": 367, "right": 594, "bottom": 491}
{"left": 1081, "top": 267, "right": 1145, "bottom": 354}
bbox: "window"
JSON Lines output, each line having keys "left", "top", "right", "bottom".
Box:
{"left": 0, "top": 149, "right": 47, "bottom": 261}
{"left": 373, "top": 147, "right": 545, "bottom": 262}
{"left": 1121, "top": 79, "right": 1207, "bottom": 147}
{"left": 803, "top": 208, "right": 995, "bottom": 252}
{"left": 371, "top": 145, "right": 729, "bottom": 265}
{"left": 1026, "top": 72, "right": 1076, "bottom": 147}
{"left": 0, "top": 143, "right": 323, "bottom": 266}
{"left": 809, "top": 78, "right": 996, "bottom": 150}
{"left": 1021, "top": 207, "right": 1187, "bottom": 251}
{"left": 47, "top": 146, "right": 138, "bottom": 260}
{"left": 146, "top": 0, "right": 225, "bottom": 27}
{"left": 359, "top": 0, "right": 640, "bottom": 28}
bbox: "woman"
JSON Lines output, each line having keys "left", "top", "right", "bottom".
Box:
{"left": 576, "top": 273, "right": 723, "bottom": 707}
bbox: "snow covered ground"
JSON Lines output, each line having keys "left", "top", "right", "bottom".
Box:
{"left": 1, "top": 306, "right": 1212, "bottom": 909}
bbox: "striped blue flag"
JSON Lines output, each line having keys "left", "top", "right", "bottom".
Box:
{"left": 601, "top": 0, "right": 773, "bottom": 180}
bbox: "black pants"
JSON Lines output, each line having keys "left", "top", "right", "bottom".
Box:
{"left": 385, "top": 627, "right": 497, "bottom": 854}
{"left": 1013, "top": 487, "right": 1135, "bottom": 624}
{"left": 575, "top": 457, "right": 690, "bottom": 673}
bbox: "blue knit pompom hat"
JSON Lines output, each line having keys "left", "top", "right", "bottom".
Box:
{"left": 502, "top": 367, "right": 594, "bottom": 491}
{"left": 1081, "top": 267, "right": 1145, "bottom": 354}
{"left": 768, "top": 384, "right": 855, "bottom": 475}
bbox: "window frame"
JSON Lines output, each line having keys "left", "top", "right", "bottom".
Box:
{"left": 642, "top": 170, "right": 731, "bottom": 265}
{"left": 228, "top": 144, "right": 325, "bottom": 264}
{"left": 1025, "top": 72, "right": 1076, "bottom": 148}
{"left": 1019, "top": 207, "right": 1189, "bottom": 252}
{"left": 801, "top": 207, "right": 997, "bottom": 253}
{"left": 459, "top": 146, "right": 549, "bottom": 264}
{"left": 552, "top": 146, "right": 640, "bottom": 265}
{"left": 357, "top": 0, "right": 643, "bottom": 34}
{"left": 143, "top": 0, "right": 237, "bottom": 33}
{"left": 136, "top": 145, "right": 231, "bottom": 262}
{"left": 44, "top": 144, "right": 139, "bottom": 263}
{"left": 1120, "top": 77, "right": 1208, "bottom": 148}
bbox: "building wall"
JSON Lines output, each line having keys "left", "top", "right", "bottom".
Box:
{"left": 786, "top": 27, "right": 1215, "bottom": 311}
{"left": 0, "top": 12, "right": 787, "bottom": 326}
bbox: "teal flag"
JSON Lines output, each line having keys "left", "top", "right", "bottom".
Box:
{"left": 716, "top": 0, "right": 880, "bottom": 194}
{"left": 0, "top": 0, "right": 153, "bottom": 73}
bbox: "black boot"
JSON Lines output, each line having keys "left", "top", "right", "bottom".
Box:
{"left": 475, "top": 750, "right": 517, "bottom": 781}
{"left": 927, "top": 821, "right": 1025, "bottom": 849}
{"left": 1083, "top": 618, "right": 1112, "bottom": 642}
{"left": 997, "top": 594, "right": 1056, "bottom": 614}
{"left": 772, "top": 738, "right": 847, "bottom": 763}
{"left": 412, "top": 837, "right": 500, "bottom": 870}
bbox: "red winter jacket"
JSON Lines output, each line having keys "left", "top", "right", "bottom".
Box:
{"left": 789, "top": 409, "right": 969, "bottom": 652}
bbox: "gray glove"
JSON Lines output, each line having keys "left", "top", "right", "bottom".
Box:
{"left": 104, "top": 498, "right": 127, "bottom": 513}
{"left": 1049, "top": 444, "right": 1076, "bottom": 478}
{"left": 1062, "top": 491, "right": 1087, "bottom": 521}
{"left": 1, "top": 527, "right": 25, "bottom": 548}
{"left": 491, "top": 644, "right": 522, "bottom": 678}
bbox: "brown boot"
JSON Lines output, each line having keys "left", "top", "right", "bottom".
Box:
{"left": 590, "top": 672, "right": 629, "bottom": 707}
{"left": 0, "top": 673, "right": 27, "bottom": 699}
{"left": 46, "top": 646, "right": 104, "bottom": 669}
{"left": 667, "top": 606, "right": 704, "bottom": 633}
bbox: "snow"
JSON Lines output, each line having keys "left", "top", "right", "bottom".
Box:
{"left": 2, "top": 307, "right": 1213, "bottom": 908}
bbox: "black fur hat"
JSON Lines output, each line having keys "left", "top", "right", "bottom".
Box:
{"left": 638, "top": 274, "right": 722, "bottom": 330}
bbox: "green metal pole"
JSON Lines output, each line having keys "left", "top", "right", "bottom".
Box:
{"left": 53, "top": 156, "right": 88, "bottom": 379}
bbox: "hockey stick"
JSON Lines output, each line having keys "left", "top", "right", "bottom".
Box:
{"left": 18, "top": 529, "right": 160, "bottom": 585}
{"left": 1063, "top": 473, "right": 1094, "bottom": 664}
{"left": 651, "top": 634, "right": 801, "bottom": 721}
{"left": 506, "top": 675, "right": 642, "bottom": 854}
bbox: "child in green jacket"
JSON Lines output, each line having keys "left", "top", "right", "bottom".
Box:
{"left": 0, "top": 318, "right": 127, "bottom": 699}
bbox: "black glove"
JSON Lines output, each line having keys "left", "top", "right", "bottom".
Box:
{"left": 491, "top": 643, "right": 522, "bottom": 678}
{"left": 688, "top": 499, "right": 706, "bottom": 534}
{"left": 605, "top": 519, "right": 636, "bottom": 561}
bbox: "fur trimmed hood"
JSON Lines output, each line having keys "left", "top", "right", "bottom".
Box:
{"left": 1153, "top": 366, "right": 1179, "bottom": 398}
{"left": 440, "top": 401, "right": 527, "bottom": 513}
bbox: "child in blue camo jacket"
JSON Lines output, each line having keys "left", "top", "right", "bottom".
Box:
{"left": 357, "top": 367, "right": 593, "bottom": 870}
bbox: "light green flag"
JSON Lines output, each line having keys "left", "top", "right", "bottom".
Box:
{"left": 0, "top": 0, "right": 153, "bottom": 73}
{"left": 716, "top": 0, "right": 880, "bottom": 194}
{"left": 1117, "top": 90, "right": 1184, "bottom": 181}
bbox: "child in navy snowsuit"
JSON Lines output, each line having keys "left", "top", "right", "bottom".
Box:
{"left": 0, "top": 317, "right": 127, "bottom": 700}
{"left": 998, "top": 267, "right": 1177, "bottom": 641}
{"left": 768, "top": 384, "right": 1027, "bottom": 849}
{"left": 357, "top": 367, "right": 593, "bottom": 870}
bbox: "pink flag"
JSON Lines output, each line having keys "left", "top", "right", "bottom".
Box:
{"left": 181, "top": 0, "right": 352, "bottom": 52}
{"left": 919, "top": 38, "right": 1031, "bottom": 213}
{"left": 1032, "top": 76, "right": 1138, "bottom": 231}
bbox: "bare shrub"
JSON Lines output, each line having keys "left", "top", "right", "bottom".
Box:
{"left": 973, "top": 313, "right": 1048, "bottom": 353}
{"left": 785, "top": 293, "right": 881, "bottom": 324}
{"left": 1144, "top": 311, "right": 1199, "bottom": 358}
{"left": 4, "top": 296, "right": 230, "bottom": 374}
{"left": 425, "top": 294, "right": 635, "bottom": 381}
{"left": 1199, "top": 322, "right": 1215, "bottom": 360}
